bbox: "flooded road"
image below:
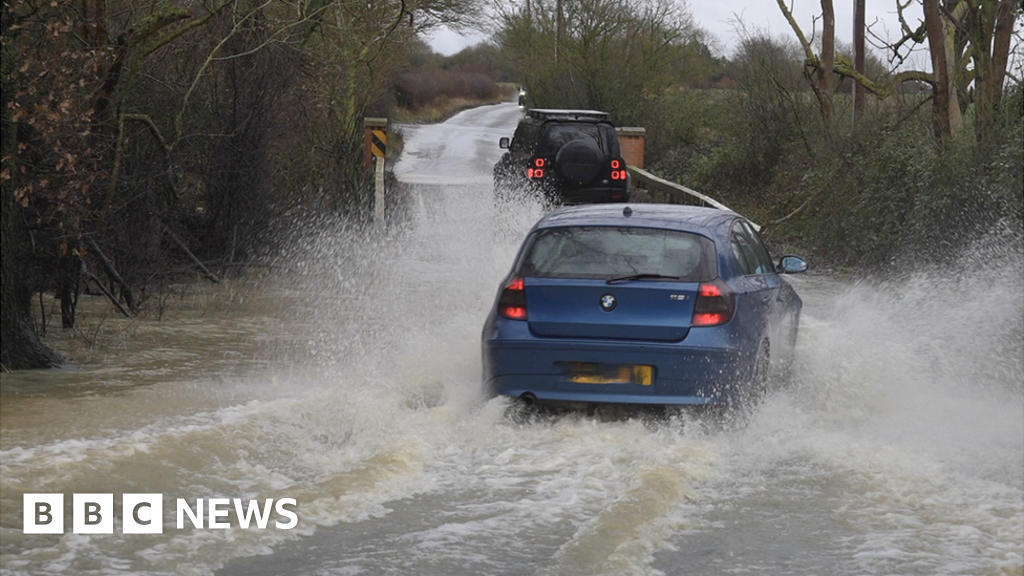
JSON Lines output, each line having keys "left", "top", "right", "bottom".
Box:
{"left": 1, "top": 103, "right": 1022, "bottom": 576}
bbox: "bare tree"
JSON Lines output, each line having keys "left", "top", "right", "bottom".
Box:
{"left": 494, "top": 0, "right": 699, "bottom": 126}
{"left": 1, "top": 0, "right": 483, "bottom": 369}
{"left": 776, "top": 0, "right": 1021, "bottom": 144}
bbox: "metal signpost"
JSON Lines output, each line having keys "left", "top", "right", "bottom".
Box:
{"left": 364, "top": 118, "right": 387, "bottom": 222}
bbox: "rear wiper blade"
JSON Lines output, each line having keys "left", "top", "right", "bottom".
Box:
{"left": 606, "top": 273, "right": 681, "bottom": 284}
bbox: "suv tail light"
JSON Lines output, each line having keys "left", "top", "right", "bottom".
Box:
{"left": 527, "top": 158, "right": 546, "bottom": 179}
{"left": 609, "top": 158, "right": 628, "bottom": 181}
{"left": 692, "top": 278, "right": 735, "bottom": 326}
{"left": 498, "top": 277, "right": 528, "bottom": 320}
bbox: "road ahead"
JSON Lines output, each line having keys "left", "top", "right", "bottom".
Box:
{"left": 395, "top": 102, "right": 523, "bottom": 185}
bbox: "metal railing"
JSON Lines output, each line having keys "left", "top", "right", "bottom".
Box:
{"left": 627, "top": 166, "right": 761, "bottom": 231}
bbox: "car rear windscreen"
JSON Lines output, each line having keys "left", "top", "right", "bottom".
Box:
{"left": 517, "top": 227, "right": 717, "bottom": 281}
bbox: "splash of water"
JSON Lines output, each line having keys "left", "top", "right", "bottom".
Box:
{"left": 1, "top": 106, "right": 1020, "bottom": 575}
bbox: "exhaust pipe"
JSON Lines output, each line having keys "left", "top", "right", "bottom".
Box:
{"left": 519, "top": 393, "right": 537, "bottom": 405}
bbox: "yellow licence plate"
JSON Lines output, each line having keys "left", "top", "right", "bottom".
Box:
{"left": 565, "top": 363, "right": 653, "bottom": 386}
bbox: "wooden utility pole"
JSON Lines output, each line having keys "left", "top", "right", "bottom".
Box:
{"left": 853, "top": 0, "right": 866, "bottom": 123}
{"left": 555, "top": 0, "right": 563, "bottom": 63}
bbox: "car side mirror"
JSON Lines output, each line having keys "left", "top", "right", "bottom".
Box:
{"left": 499, "top": 137, "right": 510, "bottom": 149}
{"left": 776, "top": 255, "right": 808, "bottom": 274}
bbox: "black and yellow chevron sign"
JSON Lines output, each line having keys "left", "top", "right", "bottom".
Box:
{"left": 371, "top": 129, "right": 387, "bottom": 158}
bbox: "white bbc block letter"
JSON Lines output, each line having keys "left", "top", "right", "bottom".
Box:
{"left": 73, "top": 493, "right": 114, "bottom": 534}
{"left": 123, "top": 494, "right": 163, "bottom": 534}
{"left": 274, "top": 498, "right": 298, "bottom": 530}
{"left": 176, "top": 499, "right": 203, "bottom": 529}
{"left": 23, "top": 494, "right": 64, "bottom": 534}
{"left": 208, "top": 498, "right": 231, "bottom": 529}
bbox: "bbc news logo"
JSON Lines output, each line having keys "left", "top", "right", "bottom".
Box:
{"left": 24, "top": 494, "right": 297, "bottom": 534}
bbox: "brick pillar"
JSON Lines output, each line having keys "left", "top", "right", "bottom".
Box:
{"left": 616, "top": 127, "right": 645, "bottom": 168}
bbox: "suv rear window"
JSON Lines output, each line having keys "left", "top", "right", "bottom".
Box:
{"left": 538, "top": 123, "right": 617, "bottom": 155}
{"left": 517, "top": 227, "right": 717, "bottom": 281}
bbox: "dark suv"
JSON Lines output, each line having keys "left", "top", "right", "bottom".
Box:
{"left": 494, "top": 109, "right": 630, "bottom": 205}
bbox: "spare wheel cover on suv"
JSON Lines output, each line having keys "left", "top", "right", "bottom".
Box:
{"left": 555, "top": 140, "right": 603, "bottom": 185}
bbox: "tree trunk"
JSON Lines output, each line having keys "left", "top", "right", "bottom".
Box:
{"left": 58, "top": 251, "right": 81, "bottom": 329}
{"left": 923, "top": 0, "right": 960, "bottom": 143}
{"left": 852, "top": 0, "right": 866, "bottom": 122}
{"left": 973, "top": 0, "right": 1017, "bottom": 139}
{"left": 1, "top": 118, "right": 65, "bottom": 369}
{"left": 989, "top": 0, "right": 1015, "bottom": 96}
{"left": 816, "top": 0, "right": 835, "bottom": 122}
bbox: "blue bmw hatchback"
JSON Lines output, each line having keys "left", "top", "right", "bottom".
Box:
{"left": 482, "top": 204, "right": 808, "bottom": 407}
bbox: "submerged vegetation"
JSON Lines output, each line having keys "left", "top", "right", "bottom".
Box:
{"left": 2, "top": 0, "right": 1021, "bottom": 368}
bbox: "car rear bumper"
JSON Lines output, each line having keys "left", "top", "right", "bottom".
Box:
{"left": 557, "top": 184, "right": 631, "bottom": 204}
{"left": 482, "top": 332, "right": 752, "bottom": 406}
{"left": 494, "top": 175, "right": 630, "bottom": 204}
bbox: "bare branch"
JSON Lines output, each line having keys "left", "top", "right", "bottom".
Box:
{"left": 173, "top": 0, "right": 278, "bottom": 149}
{"left": 776, "top": 0, "right": 818, "bottom": 65}
{"left": 128, "top": 0, "right": 235, "bottom": 72}
{"left": 834, "top": 52, "right": 934, "bottom": 96}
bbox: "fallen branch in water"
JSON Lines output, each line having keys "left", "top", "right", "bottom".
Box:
{"left": 163, "top": 227, "right": 221, "bottom": 284}
{"left": 82, "top": 271, "right": 133, "bottom": 318}
{"left": 85, "top": 235, "right": 135, "bottom": 312}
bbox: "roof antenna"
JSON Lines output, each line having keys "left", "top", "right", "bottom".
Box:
{"left": 623, "top": 206, "right": 632, "bottom": 217}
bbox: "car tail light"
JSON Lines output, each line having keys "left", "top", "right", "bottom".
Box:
{"left": 498, "top": 277, "right": 528, "bottom": 320}
{"left": 609, "top": 159, "right": 627, "bottom": 181}
{"left": 692, "top": 278, "right": 735, "bottom": 326}
{"left": 528, "top": 158, "right": 545, "bottom": 179}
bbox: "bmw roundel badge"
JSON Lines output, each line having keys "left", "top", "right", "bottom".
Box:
{"left": 600, "top": 294, "right": 617, "bottom": 311}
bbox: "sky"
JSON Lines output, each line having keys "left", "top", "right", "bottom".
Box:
{"left": 427, "top": 1, "right": 929, "bottom": 65}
